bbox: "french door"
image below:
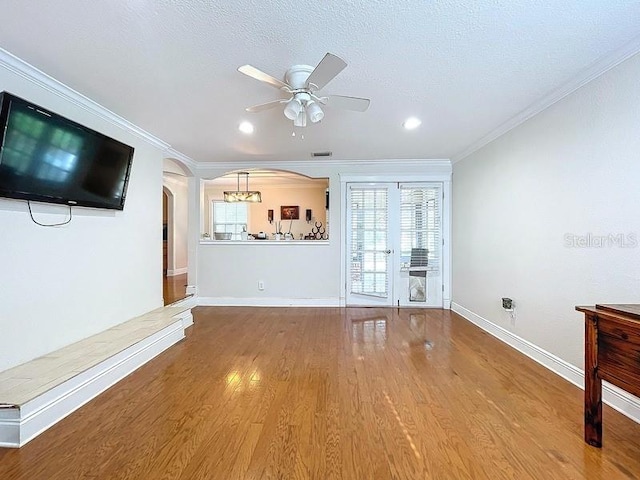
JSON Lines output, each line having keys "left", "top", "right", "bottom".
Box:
{"left": 346, "top": 182, "right": 442, "bottom": 307}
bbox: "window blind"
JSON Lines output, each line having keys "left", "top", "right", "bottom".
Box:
{"left": 399, "top": 185, "right": 441, "bottom": 274}
{"left": 349, "top": 186, "right": 389, "bottom": 297}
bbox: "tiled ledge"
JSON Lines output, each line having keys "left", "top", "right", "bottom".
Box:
{"left": 0, "top": 304, "right": 192, "bottom": 407}
{"left": 0, "top": 303, "right": 193, "bottom": 448}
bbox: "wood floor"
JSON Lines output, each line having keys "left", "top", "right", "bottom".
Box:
{"left": 1, "top": 307, "right": 639, "bottom": 479}
{"left": 163, "top": 273, "right": 188, "bottom": 305}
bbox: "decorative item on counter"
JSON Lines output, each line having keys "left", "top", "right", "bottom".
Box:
{"left": 268, "top": 209, "right": 274, "bottom": 223}
{"left": 274, "top": 221, "right": 283, "bottom": 240}
{"left": 213, "top": 232, "right": 232, "bottom": 240}
{"left": 202, "top": 232, "right": 211, "bottom": 240}
{"left": 309, "top": 221, "right": 327, "bottom": 240}
{"left": 241, "top": 225, "right": 248, "bottom": 241}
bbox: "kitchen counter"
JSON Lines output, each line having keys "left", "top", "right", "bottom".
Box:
{"left": 200, "top": 239, "right": 330, "bottom": 245}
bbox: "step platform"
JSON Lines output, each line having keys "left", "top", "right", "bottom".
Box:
{"left": 0, "top": 302, "right": 194, "bottom": 448}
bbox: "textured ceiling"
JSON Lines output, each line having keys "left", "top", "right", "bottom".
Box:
{"left": 1, "top": 1, "right": 640, "bottom": 163}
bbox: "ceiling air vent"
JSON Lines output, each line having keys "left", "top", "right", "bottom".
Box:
{"left": 311, "top": 151, "right": 332, "bottom": 158}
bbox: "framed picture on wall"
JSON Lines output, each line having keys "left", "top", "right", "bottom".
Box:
{"left": 280, "top": 205, "right": 299, "bottom": 220}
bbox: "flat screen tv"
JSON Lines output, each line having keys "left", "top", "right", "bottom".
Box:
{"left": 0, "top": 92, "right": 134, "bottom": 210}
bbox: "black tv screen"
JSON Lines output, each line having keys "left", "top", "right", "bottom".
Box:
{"left": 0, "top": 92, "right": 134, "bottom": 210}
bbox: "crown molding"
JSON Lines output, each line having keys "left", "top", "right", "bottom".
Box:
{"left": 164, "top": 148, "right": 199, "bottom": 172}
{"left": 452, "top": 34, "right": 640, "bottom": 163}
{"left": 195, "top": 158, "right": 451, "bottom": 175}
{"left": 0, "top": 47, "right": 176, "bottom": 151}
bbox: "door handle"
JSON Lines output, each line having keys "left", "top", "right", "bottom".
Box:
{"left": 384, "top": 249, "right": 392, "bottom": 255}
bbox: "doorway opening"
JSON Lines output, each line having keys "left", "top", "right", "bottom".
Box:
{"left": 162, "top": 179, "right": 189, "bottom": 305}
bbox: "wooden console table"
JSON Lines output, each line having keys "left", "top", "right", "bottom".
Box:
{"left": 575, "top": 304, "right": 640, "bottom": 447}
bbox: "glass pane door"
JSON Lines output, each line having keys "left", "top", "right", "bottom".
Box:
{"left": 346, "top": 184, "right": 393, "bottom": 306}
{"left": 345, "top": 182, "right": 443, "bottom": 307}
{"left": 396, "top": 184, "right": 442, "bottom": 307}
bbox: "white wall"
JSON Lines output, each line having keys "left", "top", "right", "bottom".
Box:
{"left": 198, "top": 243, "right": 337, "bottom": 303}
{"left": 196, "top": 161, "right": 451, "bottom": 305}
{"left": 0, "top": 55, "right": 165, "bottom": 372}
{"left": 163, "top": 173, "right": 189, "bottom": 274}
{"left": 452, "top": 52, "right": 640, "bottom": 368}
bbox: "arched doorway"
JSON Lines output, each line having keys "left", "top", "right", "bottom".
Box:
{"left": 162, "top": 189, "right": 169, "bottom": 276}
{"left": 163, "top": 158, "right": 193, "bottom": 305}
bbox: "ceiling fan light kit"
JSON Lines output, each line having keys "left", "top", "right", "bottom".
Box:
{"left": 284, "top": 97, "right": 302, "bottom": 120}
{"left": 307, "top": 101, "right": 324, "bottom": 123}
{"left": 294, "top": 109, "right": 307, "bottom": 128}
{"left": 238, "top": 53, "right": 370, "bottom": 130}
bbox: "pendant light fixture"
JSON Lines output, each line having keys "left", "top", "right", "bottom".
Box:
{"left": 224, "top": 171, "right": 262, "bottom": 203}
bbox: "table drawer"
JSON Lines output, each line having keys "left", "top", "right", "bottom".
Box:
{"left": 598, "top": 316, "right": 640, "bottom": 347}
{"left": 598, "top": 332, "right": 640, "bottom": 398}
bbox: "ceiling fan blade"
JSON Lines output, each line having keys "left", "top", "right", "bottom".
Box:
{"left": 245, "top": 99, "right": 289, "bottom": 113}
{"left": 323, "top": 95, "right": 370, "bottom": 112}
{"left": 305, "top": 53, "right": 347, "bottom": 91}
{"left": 238, "top": 65, "right": 291, "bottom": 90}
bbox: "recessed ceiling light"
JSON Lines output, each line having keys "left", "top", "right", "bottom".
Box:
{"left": 238, "top": 121, "right": 254, "bottom": 134}
{"left": 403, "top": 117, "right": 422, "bottom": 130}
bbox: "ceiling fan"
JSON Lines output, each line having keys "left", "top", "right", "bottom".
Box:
{"left": 238, "top": 53, "right": 370, "bottom": 128}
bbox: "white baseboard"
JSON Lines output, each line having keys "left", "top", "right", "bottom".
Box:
{"left": 0, "top": 312, "right": 191, "bottom": 448}
{"left": 195, "top": 295, "right": 448, "bottom": 309}
{"left": 180, "top": 311, "right": 194, "bottom": 329}
{"left": 451, "top": 302, "right": 640, "bottom": 425}
{"left": 197, "top": 296, "right": 341, "bottom": 307}
{"left": 167, "top": 295, "right": 197, "bottom": 310}
{"left": 166, "top": 267, "right": 188, "bottom": 276}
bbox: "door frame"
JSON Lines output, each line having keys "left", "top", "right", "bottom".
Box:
{"left": 340, "top": 173, "right": 452, "bottom": 308}
{"left": 162, "top": 186, "right": 174, "bottom": 276}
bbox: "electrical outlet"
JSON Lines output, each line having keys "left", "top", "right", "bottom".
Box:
{"left": 502, "top": 297, "right": 516, "bottom": 325}
{"left": 258, "top": 280, "right": 265, "bottom": 291}
{"left": 502, "top": 297, "right": 514, "bottom": 310}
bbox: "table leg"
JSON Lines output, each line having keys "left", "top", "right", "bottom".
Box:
{"left": 584, "top": 312, "right": 602, "bottom": 447}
